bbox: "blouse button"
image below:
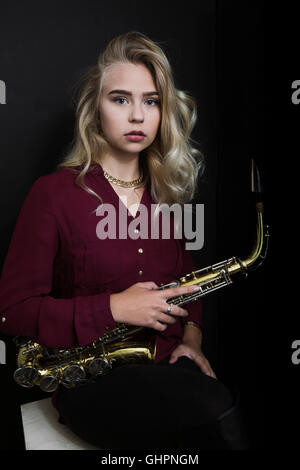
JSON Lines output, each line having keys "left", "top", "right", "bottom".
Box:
{"left": 1, "top": 317, "right": 6, "bottom": 323}
{"left": 138, "top": 248, "right": 143, "bottom": 254}
{"left": 138, "top": 270, "right": 143, "bottom": 276}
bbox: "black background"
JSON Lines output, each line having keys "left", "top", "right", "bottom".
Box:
{"left": 0, "top": 0, "right": 287, "bottom": 457}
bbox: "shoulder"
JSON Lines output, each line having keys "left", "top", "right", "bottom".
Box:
{"left": 24, "top": 167, "right": 82, "bottom": 212}
{"left": 26, "top": 164, "right": 106, "bottom": 212}
{"left": 35, "top": 166, "right": 79, "bottom": 187}
{"left": 30, "top": 166, "right": 82, "bottom": 197}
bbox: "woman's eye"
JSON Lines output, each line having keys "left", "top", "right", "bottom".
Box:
{"left": 113, "top": 97, "right": 128, "bottom": 104}
{"left": 146, "top": 99, "right": 160, "bottom": 106}
{"left": 112, "top": 97, "right": 160, "bottom": 106}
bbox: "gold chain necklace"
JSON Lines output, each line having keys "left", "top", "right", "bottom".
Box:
{"left": 103, "top": 168, "right": 143, "bottom": 188}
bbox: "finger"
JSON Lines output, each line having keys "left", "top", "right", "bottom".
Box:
{"left": 207, "top": 362, "right": 217, "bottom": 379}
{"left": 137, "top": 281, "right": 159, "bottom": 290}
{"left": 157, "top": 313, "right": 177, "bottom": 325}
{"left": 206, "top": 369, "right": 217, "bottom": 379}
{"left": 173, "top": 306, "right": 188, "bottom": 317}
{"left": 169, "top": 352, "right": 181, "bottom": 364}
{"left": 160, "top": 284, "right": 201, "bottom": 300}
{"left": 194, "top": 356, "right": 215, "bottom": 377}
{"left": 204, "top": 365, "right": 217, "bottom": 379}
{"left": 162, "top": 303, "right": 188, "bottom": 317}
{"left": 204, "top": 359, "right": 217, "bottom": 378}
{"left": 200, "top": 360, "right": 215, "bottom": 378}
{"left": 169, "top": 355, "right": 178, "bottom": 364}
{"left": 152, "top": 321, "right": 168, "bottom": 332}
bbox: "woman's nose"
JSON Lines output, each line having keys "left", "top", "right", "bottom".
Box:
{"left": 129, "top": 103, "right": 144, "bottom": 122}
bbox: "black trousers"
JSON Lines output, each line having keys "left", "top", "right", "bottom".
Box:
{"left": 57, "top": 355, "right": 235, "bottom": 450}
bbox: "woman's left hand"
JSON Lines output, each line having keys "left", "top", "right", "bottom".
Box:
{"left": 168, "top": 342, "right": 217, "bottom": 379}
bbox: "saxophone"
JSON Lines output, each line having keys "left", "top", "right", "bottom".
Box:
{"left": 13, "top": 160, "right": 270, "bottom": 392}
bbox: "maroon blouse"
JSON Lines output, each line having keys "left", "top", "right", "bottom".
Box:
{"left": 0, "top": 163, "right": 202, "bottom": 364}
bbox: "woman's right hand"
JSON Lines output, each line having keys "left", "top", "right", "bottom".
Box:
{"left": 110, "top": 281, "right": 200, "bottom": 332}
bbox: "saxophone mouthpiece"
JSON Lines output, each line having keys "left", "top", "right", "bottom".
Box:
{"left": 251, "top": 158, "right": 264, "bottom": 211}
{"left": 251, "top": 159, "right": 263, "bottom": 194}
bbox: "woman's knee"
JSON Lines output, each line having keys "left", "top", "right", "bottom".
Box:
{"left": 202, "top": 379, "right": 235, "bottom": 422}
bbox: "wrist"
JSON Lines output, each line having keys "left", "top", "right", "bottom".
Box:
{"left": 183, "top": 321, "right": 202, "bottom": 347}
{"left": 184, "top": 321, "right": 202, "bottom": 331}
{"left": 110, "top": 293, "right": 122, "bottom": 322}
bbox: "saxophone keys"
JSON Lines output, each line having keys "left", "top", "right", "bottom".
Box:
{"left": 39, "top": 375, "right": 59, "bottom": 393}
{"left": 13, "top": 366, "right": 39, "bottom": 388}
{"left": 62, "top": 364, "right": 86, "bottom": 388}
{"left": 88, "top": 357, "right": 112, "bottom": 376}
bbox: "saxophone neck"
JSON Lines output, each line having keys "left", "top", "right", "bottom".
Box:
{"left": 237, "top": 160, "right": 270, "bottom": 271}
{"left": 239, "top": 205, "right": 266, "bottom": 270}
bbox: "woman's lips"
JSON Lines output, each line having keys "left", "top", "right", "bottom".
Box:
{"left": 125, "top": 134, "right": 146, "bottom": 142}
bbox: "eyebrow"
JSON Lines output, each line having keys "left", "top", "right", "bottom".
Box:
{"left": 108, "top": 89, "right": 160, "bottom": 97}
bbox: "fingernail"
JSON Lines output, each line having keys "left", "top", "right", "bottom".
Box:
{"left": 192, "top": 286, "right": 200, "bottom": 291}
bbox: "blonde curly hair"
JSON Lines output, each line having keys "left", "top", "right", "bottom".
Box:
{"left": 57, "top": 31, "right": 204, "bottom": 207}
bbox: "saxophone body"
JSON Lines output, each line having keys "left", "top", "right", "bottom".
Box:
{"left": 14, "top": 327, "right": 156, "bottom": 392}
{"left": 13, "top": 160, "right": 270, "bottom": 392}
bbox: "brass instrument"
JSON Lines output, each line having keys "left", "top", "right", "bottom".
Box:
{"left": 13, "top": 160, "right": 270, "bottom": 392}
{"left": 13, "top": 326, "right": 156, "bottom": 392}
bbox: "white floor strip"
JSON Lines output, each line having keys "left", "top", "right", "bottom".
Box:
{"left": 20, "top": 397, "right": 101, "bottom": 450}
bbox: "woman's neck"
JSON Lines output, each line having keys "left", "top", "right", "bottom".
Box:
{"left": 97, "top": 154, "right": 141, "bottom": 181}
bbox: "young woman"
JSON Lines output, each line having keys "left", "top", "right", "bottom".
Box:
{"left": 0, "top": 31, "right": 248, "bottom": 450}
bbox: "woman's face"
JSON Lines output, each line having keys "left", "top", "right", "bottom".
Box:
{"left": 99, "top": 62, "right": 161, "bottom": 157}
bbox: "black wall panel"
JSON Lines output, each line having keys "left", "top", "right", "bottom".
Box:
{"left": 0, "top": 0, "right": 266, "bottom": 451}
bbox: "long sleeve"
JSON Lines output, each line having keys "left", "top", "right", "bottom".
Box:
{"left": 0, "top": 177, "right": 117, "bottom": 349}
